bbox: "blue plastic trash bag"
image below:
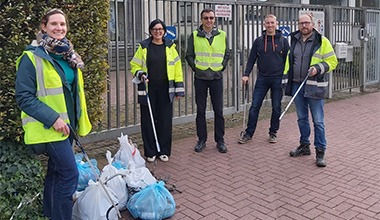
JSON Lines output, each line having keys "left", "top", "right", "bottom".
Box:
{"left": 75, "top": 153, "right": 84, "bottom": 162}
{"left": 76, "top": 158, "right": 100, "bottom": 191}
{"left": 112, "top": 160, "right": 127, "bottom": 170}
{"left": 127, "top": 181, "right": 175, "bottom": 220}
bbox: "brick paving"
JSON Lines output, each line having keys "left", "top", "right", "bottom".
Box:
{"left": 105, "top": 91, "right": 380, "bottom": 219}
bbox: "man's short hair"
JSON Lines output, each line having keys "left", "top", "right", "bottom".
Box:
{"left": 264, "top": 14, "right": 277, "bottom": 21}
{"left": 299, "top": 13, "right": 314, "bottom": 23}
{"left": 201, "top": 8, "right": 215, "bottom": 17}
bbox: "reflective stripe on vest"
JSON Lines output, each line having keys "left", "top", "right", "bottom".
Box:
{"left": 18, "top": 51, "right": 91, "bottom": 144}
{"left": 131, "top": 56, "right": 147, "bottom": 70}
{"left": 306, "top": 80, "right": 328, "bottom": 87}
{"left": 22, "top": 113, "right": 69, "bottom": 125}
{"left": 131, "top": 42, "right": 185, "bottom": 102}
{"left": 168, "top": 55, "right": 180, "bottom": 66}
{"left": 35, "top": 54, "right": 64, "bottom": 97}
{"left": 20, "top": 53, "right": 70, "bottom": 144}
{"left": 193, "top": 31, "right": 226, "bottom": 71}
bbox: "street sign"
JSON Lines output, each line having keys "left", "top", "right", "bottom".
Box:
{"left": 215, "top": 5, "right": 232, "bottom": 19}
{"left": 279, "top": 26, "right": 291, "bottom": 37}
{"left": 165, "top": 26, "right": 177, "bottom": 40}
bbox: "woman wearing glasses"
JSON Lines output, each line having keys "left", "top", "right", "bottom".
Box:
{"left": 130, "top": 19, "right": 185, "bottom": 163}
{"left": 15, "top": 8, "right": 91, "bottom": 219}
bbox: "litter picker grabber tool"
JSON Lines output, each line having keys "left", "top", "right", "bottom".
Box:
{"left": 279, "top": 70, "right": 311, "bottom": 120}
{"left": 9, "top": 192, "right": 41, "bottom": 220}
{"left": 143, "top": 77, "right": 161, "bottom": 153}
{"left": 68, "top": 124, "right": 122, "bottom": 219}
{"left": 240, "top": 82, "right": 249, "bottom": 138}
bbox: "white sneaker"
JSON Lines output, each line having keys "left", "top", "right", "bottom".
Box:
{"left": 159, "top": 155, "right": 169, "bottom": 162}
{"left": 147, "top": 156, "right": 156, "bottom": 162}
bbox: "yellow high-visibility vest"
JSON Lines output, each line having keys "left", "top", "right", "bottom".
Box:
{"left": 193, "top": 30, "right": 226, "bottom": 71}
{"left": 16, "top": 51, "right": 91, "bottom": 144}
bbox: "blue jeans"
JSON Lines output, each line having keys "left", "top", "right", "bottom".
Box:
{"left": 43, "top": 137, "right": 78, "bottom": 220}
{"left": 292, "top": 83, "right": 326, "bottom": 150}
{"left": 245, "top": 76, "right": 283, "bottom": 137}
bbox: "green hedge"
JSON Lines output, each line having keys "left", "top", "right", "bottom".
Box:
{"left": 0, "top": 141, "right": 45, "bottom": 219}
{"left": 0, "top": 1, "right": 109, "bottom": 142}
{"left": 0, "top": 1, "right": 109, "bottom": 219}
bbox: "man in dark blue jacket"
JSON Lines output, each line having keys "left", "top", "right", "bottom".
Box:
{"left": 238, "top": 14, "right": 289, "bottom": 144}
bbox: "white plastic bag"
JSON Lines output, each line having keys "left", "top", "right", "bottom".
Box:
{"left": 72, "top": 180, "right": 119, "bottom": 220}
{"left": 115, "top": 133, "right": 145, "bottom": 168}
{"left": 121, "top": 166, "right": 157, "bottom": 197}
{"left": 100, "top": 151, "right": 129, "bottom": 210}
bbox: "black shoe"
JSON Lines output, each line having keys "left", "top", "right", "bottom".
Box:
{"left": 194, "top": 140, "right": 206, "bottom": 152}
{"left": 316, "top": 148, "right": 327, "bottom": 167}
{"left": 289, "top": 143, "right": 311, "bottom": 157}
{"left": 216, "top": 142, "right": 227, "bottom": 153}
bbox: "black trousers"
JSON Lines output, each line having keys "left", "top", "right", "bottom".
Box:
{"left": 194, "top": 78, "right": 225, "bottom": 143}
{"left": 140, "top": 86, "right": 173, "bottom": 157}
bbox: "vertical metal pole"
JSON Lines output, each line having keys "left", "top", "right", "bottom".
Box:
{"left": 361, "top": 8, "right": 368, "bottom": 92}
{"left": 325, "top": 5, "right": 334, "bottom": 99}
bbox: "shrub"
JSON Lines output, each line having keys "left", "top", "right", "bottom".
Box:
{"left": 0, "top": 141, "right": 45, "bottom": 220}
{"left": 0, "top": 0, "right": 110, "bottom": 141}
{"left": 0, "top": 1, "right": 110, "bottom": 219}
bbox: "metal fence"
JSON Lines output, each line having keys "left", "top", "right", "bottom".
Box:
{"left": 83, "top": 0, "right": 380, "bottom": 143}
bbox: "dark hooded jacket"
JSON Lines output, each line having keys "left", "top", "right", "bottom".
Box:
{"left": 244, "top": 30, "right": 289, "bottom": 78}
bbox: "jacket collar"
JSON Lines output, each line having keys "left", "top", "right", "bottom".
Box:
{"left": 291, "top": 29, "right": 321, "bottom": 42}
{"left": 262, "top": 29, "right": 283, "bottom": 38}
{"left": 27, "top": 41, "right": 55, "bottom": 63}
{"left": 140, "top": 37, "right": 173, "bottom": 49}
{"left": 196, "top": 25, "right": 220, "bottom": 37}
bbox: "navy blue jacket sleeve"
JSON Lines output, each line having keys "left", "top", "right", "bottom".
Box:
{"left": 243, "top": 38, "right": 259, "bottom": 76}
{"left": 15, "top": 54, "right": 60, "bottom": 128}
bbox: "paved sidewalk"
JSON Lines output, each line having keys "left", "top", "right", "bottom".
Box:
{"left": 119, "top": 91, "right": 380, "bottom": 219}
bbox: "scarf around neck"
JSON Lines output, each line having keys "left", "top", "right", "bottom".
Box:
{"left": 37, "top": 31, "right": 84, "bottom": 69}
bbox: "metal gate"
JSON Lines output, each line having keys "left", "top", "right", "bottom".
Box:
{"left": 83, "top": 1, "right": 379, "bottom": 143}
{"left": 364, "top": 10, "right": 380, "bottom": 87}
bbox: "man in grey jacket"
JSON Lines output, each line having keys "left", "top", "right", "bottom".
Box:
{"left": 186, "top": 8, "right": 230, "bottom": 153}
{"left": 284, "top": 14, "right": 338, "bottom": 167}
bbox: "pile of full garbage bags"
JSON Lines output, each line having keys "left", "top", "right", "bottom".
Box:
{"left": 72, "top": 134, "right": 176, "bottom": 220}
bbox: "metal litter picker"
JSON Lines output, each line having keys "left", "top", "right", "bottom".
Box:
{"left": 240, "top": 82, "right": 249, "bottom": 138}
{"left": 279, "top": 70, "right": 311, "bottom": 120}
{"left": 144, "top": 77, "right": 161, "bottom": 154}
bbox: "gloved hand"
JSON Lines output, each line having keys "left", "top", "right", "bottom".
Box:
{"left": 136, "top": 71, "right": 147, "bottom": 81}
{"left": 281, "top": 75, "right": 288, "bottom": 90}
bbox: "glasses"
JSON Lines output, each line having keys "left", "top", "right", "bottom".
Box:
{"left": 202, "top": 16, "right": 215, "bottom": 20}
{"left": 151, "top": 28, "right": 164, "bottom": 32}
{"left": 298, "top": 21, "right": 312, "bottom": 26}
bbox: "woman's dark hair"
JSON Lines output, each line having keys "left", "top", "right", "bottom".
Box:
{"left": 149, "top": 18, "right": 167, "bottom": 33}
{"left": 40, "top": 8, "right": 68, "bottom": 32}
